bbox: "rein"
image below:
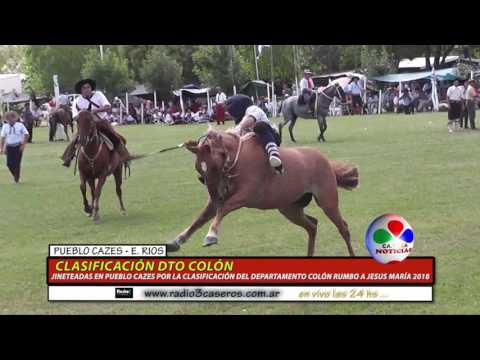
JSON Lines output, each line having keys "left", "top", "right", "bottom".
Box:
{"left": 78, "top": 127, "right": 104, "bottom": 174}
{"left": 222, "top": 132, "right": 255, "bottom": 177}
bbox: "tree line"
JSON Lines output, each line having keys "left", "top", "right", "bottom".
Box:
{"left": 1, "top": 45, "right": 478, "bottom": 99}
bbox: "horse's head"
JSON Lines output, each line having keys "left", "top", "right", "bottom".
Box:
{"left": 334, "top": 83, "right": 347, "bottom": 103}
{"left": 185, "top": 127, "right": 232, "bottom": 178}
{"left": 77, "top": 110, "right": 97, "bottom": 146}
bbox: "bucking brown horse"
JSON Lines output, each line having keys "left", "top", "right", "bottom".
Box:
{"left": 166, "top": 127, "right": 359, "bottom": 256}
{"left": 76, "top": 110, "right": 127, "bottom": 223}
{"left": 49, "top": 107, "right": 73, "bottom": 142}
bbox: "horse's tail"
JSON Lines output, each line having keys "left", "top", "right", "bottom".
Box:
{"left": 330, "top": 160, "right": 359, "bottom": 191}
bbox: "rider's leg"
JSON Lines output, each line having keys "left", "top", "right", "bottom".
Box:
{"left": 253, "top": 121, "right": 283, "bottom": 174}
{"left": 95, "top": 119, "right": 131, "bottom": 163}
{"left": 61, "top": 134, "right": 79, "bottom": 167}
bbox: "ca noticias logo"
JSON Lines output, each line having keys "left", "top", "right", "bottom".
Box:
{"left": 365, "top": 214, "right": 414, "bottom": 264}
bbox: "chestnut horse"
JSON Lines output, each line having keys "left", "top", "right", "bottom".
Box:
{"left": 49, "top": 108, "right": 73, "bottom": 142}
{"left": 166, "top": 128, "right": 359, "bottom": 256}
{"left": 76, "top": 111, "right": 127, "bottom": 223}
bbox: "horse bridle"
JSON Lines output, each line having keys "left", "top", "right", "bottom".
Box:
{"left": 319, "top": 84, "right": 344, "bottom": 102}
{"left": 77, "top": 117, "right": 103, "bottom": 174}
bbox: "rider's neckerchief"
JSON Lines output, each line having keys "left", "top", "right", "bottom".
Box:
{"left": 76, "top": 93, "right": 101, "bottom": 113}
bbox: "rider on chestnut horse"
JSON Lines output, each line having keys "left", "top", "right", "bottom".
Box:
{"left": 61, "top": 79, "right": 131, "bottom": 167}
{"left": 225, "top": 94, "right": 284, "bottom": 175}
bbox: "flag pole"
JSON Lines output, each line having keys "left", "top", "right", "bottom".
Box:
{"left": 293, "top": 45, "right": 299, "bottom": 96}
{"left": 254, "top": 45, "right": 260, "bottom": 81}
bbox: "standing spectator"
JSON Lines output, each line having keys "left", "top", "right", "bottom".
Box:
{"left": 465, "top": 79, "right": 478, "bottom": 130}
{"left": 0, "top": 111, "right": 29, "bottom": 183}
{"left": 459, "top": 80, "right": 468, "bottom": 128}
{"left": 215, "top": 87, "right": 227, "bottom": 125}
{"left": 422, "top": 81, "right": 432, "bottom": 96}
{"left": 446, "top": 80, "right": 463, "bottom": 133}
{"left": 349, "top": 76, "right": 364, "bottom": 114}
{"left": 21, "top": 103, "right": 35, "bottom": 143}
{"left": 48, "top": 96, "right": 56, "bottom": 108}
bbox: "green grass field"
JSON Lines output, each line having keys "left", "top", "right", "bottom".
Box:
{"left": 1, "top": 112, "right": 480, "bottom": 314}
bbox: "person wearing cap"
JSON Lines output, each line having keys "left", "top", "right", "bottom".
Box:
{"left": 215, "top": 87, "right": 227, "bottom": 125}
{"left": 0, "top": 111, "right": 29, "bottom": 183}
{"left": 465, "top": 79, "right": 478, "bottom": 130}
{"left": 349, "top": 76, "right": 364, "bottom": 114}
{"left": 61, "top": 79, "right": 131, "bottom": 167}
{"left": 225, "top": 94, "right": 283, "bottom": 174}
{"left": 298, "top": 69, "right": 315, "bottom": 107}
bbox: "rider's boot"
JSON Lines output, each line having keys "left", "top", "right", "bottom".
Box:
{"left": 61, "top": 137, "right": 78, "bottom": 167}
{"left": 266, "top": 142, "right": 284, "bottom": 175}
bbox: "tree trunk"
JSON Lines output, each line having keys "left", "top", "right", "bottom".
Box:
{"left": 424, "top": 46, "right": 432, "bottom": 70}
{"left": 440, "top": 45, "right": 455, "bottom": 64}
{"left": 433, "top": 45, "right": 442, "bottom": 69}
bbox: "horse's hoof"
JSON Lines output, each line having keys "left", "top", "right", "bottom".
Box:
{"left": 93, "top": 215, "right": 100, "bottom": 224}
{"left": 120, "top": 210, "right": 127, "bottom": 216}
{"left": 166, "top": 241, "right": 181, "bottom": 252}
{"left": 203, "top": 236, "right": 218, "bottom": 247}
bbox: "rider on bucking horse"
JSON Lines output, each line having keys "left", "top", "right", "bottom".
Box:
{"left": 225, "top": 94, "right": 284, "bottom": 175}
{"left": 61, "top": 78, "right": 131, "bottom": 167}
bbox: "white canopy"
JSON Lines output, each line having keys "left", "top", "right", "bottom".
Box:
{"left": 173, "top": 88, "right": 211, "bottom": 96}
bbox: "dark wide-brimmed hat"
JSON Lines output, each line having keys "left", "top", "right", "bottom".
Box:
{"left": 75, "top": 79, "right": 96, "bottom": 94}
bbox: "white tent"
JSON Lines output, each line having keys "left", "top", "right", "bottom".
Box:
{"left": 173, "top": 87, "right": 212, "bottom": 115}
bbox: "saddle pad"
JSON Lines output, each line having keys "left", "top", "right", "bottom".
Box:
{"left": 99, "top": 133, "right": 114, "bottom": 151}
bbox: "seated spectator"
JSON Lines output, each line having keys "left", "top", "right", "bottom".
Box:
{"left": 164, "top": 113, "right": 174, "bottom": 125}
{"left": 191, "top": 99, "right": 202, "bottom": 113}
{"left": 184, "top": 109, "right": 193, "bottom": 123}
{"left": 398, "top": 89, "right": 414, "bottom": 115}
{"left": 367, "top": 92, "right": 379, "bottom": 114}
{"left": 125, "top": 114, "right": 137, "bottom": 124}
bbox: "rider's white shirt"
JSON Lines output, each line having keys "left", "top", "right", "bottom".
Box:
{"left": 245, "top": 105, "right": 278, "bottom": 132}
{"left": 300, "top": 78, "right": 314, "bottom": 91}
{"left": 245, "top": 105, "right": 269, "bottom": 124}
{"left": 72, "top": 91, "right": 110, "bottom": 119}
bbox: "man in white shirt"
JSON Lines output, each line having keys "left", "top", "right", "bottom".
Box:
{"left": 225, "top": 94, "right": 283, "bottom": 174}
{"left": 0, "top": 111, "right": 29, "bottom": 183}
{"left": 446, "top": 80, "right": 464, "bottom": 133}
{"left": 215, "top": 87, "right": 227, "bottom": 125}
{"left": 62, "top": 79, "right": 131, "bottom": 167}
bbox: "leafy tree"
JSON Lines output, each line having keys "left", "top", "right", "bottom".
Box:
{"left": 139, "top": 47, "right": 183, "bottom": 99}
{"left": 81, "top": 48, "right": 133, "bottom": 97}
{"left": 360, "top": 46, "right": 395, "bottom": 77}
{"left": 193, "top": 45, "right": 250, "bottom": 94}
{"left": 24, "top": 45, "right": 95, "bottom": 94}
{"left": 116, "top": 45, "right": 154, "bottom": 82}
{"left": 0, "top": 45, "right": 25, "bottom": 73}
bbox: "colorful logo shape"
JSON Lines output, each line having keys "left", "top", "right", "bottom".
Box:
{"left": 365, "top": 214, "right": 414, "bottom": 264}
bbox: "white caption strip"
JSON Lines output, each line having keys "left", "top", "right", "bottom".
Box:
{"left": 49, "top": 286, "right": 432, "bottom": 302}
